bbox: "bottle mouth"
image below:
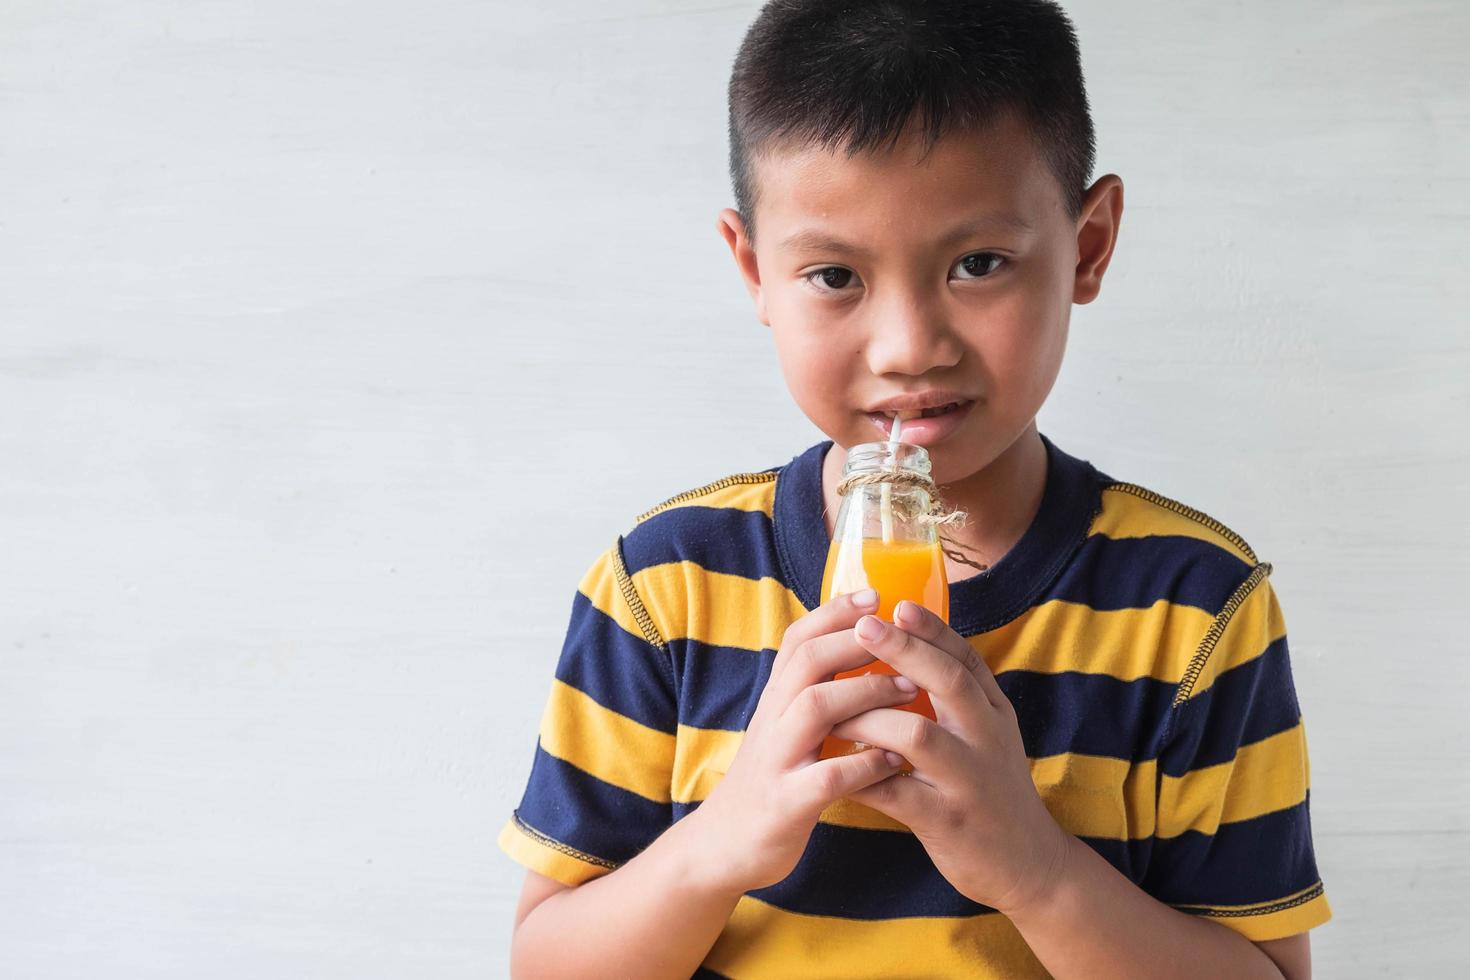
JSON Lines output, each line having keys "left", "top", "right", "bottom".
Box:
{"left": 843, "top": 441, "right": 932, "bottom": 477}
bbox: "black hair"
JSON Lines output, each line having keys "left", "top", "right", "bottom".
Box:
{"left": 728, "top": 0, "right": 1096, "bottom": 242}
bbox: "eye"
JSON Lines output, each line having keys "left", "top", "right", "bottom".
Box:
{"left": 951, "top": 252, "right": 1005, "bottom": 280}
{"left": 802, "top": 266, "right": 859, "bottom": 292}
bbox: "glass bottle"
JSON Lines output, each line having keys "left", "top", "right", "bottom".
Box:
{"left": 818, "top": 441, "right": 947, "bottom": 760}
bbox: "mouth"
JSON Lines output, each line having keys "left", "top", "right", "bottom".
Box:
{"left": 865, "top": 399, "right": 976, "bottom": 446}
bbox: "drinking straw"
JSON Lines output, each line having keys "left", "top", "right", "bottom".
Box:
{"left": 880, "top": 414, "right": 903, "bottom": 543}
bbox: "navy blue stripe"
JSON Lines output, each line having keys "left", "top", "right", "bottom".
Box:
{"left": 668, "top": 805, "right": 1318, "bottom": 921}
{"left": 621, "top": 506, "right": 781, "bottom": 580}
{"left": 516, "top": 746, "right": 671, "bottom": 865}
{"left": 1042, "top": 534, "right": 1253, "bottom": 614}
{"left": 1144, "top": 797, "right": 1321, "bottom": 908}
{"left": 670, "top": 638, "right": 775, "bottom": 732}
{"left": 671, "top": 655, "right": 1305, "bottom": 769}
{"left": 670, "top": 642, "right": 1180, "bottom": 762}
{"left": 555, "top": 592, "right": 677, "bottom": 734}
{"left": 1162, "top": 635, "right": 1301, "bottom": 776}
{"left": 627, "top": 493, "right": 1247, "bottom": 618}
{"left": 666, "top": 629, "right": 1295, "bottom": 773}
{"left": 734, "top": 820, "right": 1151, "bottom": 919}
{"left": 753, "top": 821, "right": 988, "bottom": 918}
{"left": 691, "top": 969, "right": 732, "bottom": 980}
{"left": 1002, "top": 669, "right": 1177, "bottom": 762}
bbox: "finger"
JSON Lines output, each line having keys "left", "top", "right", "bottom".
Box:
{"left": 767, "top": 588, "right": 880, "bottom": 692}
{"left": 892, "top": 600, "right": 1006, "bottom": 708}
{"left": 853, "top": 614, "right": 987, "bottom": 727}
{"left": 762, "top": 627, "right": 878, "bottom": 714}
{"left": 847, "top": 768, "right": 943, "bottom": 826}
{"left": 794, "top": 747, "right": 905, "bottom": 814}
{"left": 831, "top": 706, "right": 969, "bottom": 785}
{"left": 779, "top": 673, "right": 919, "bottom": 762}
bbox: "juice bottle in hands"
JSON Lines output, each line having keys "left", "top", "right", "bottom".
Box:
{"left": 819, "top": 441, "right": 948, "bottom": 761}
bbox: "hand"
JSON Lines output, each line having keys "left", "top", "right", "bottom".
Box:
{"left": 833, "top": 600, "right": 1071, "bottom": 917}
{"left": 690, "top": 589, "right": 918, "bottom": 896}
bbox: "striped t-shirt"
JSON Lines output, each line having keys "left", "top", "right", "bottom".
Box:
{"left": 499, "top": 435, "right": 1332, "bottom": 977}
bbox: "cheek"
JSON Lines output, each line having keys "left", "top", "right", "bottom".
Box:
{"left": 773, "top": 327, "right": 846, "bottom": 405}
{"left": 982, "top": 282, "right": 1069, "bottom": 409}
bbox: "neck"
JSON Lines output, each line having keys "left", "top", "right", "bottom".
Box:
{"left": 822, "top": 421, "right": 1049, "bottom": 580}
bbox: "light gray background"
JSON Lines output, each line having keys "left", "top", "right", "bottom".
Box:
{"left": 3, "top": 0, "right": 1466, "bottom": 976}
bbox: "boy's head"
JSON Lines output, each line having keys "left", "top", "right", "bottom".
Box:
{"left": 719, "top": 0, "right": 1123, "bottom": 485}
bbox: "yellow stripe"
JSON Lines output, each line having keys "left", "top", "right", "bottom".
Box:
{"left": 818, "top": 797, "right": 909, "bottom": 832}
{"left": 670, "top": 479, "right": 776, "bottom": 517}
{"left": 672, "top": 724, "right": 743, "bottom": 803}
{"left": 1031, "top": 753, "right": 1158, "bottom": 840}
{"left": 577, "top": 547, "right": 653, "bottom": 643}
{"left": 814, "top": 754, "right": 1160, "bottom": 840}
{"left": 1178, "top": 885, "right": 1332, "bottom": 942}
{"left": 973, "top": 598, "right": 1215, "bottom": 684}
{"left": 497, "top": 819, "right": 612, "bottom": 888}
{"left": 668, "top": 720, "right": 1309, "bottom": 844}
{"left": 539, "top": 680, "right": 675, "bottom": 804}
{"left": 1093, "top": 485, "right": 1257, "bottom": 565}
{"left": 666, "top": 731, "right": 1164, "bottom": 842}
{"left": 631, "top": 561, "right": 808, "bottom": 651}
{"left": 628, "top": 559, "right": 1221, "bottom": 684}
{"left": 1180, "top": 578, "right": 1287, "bottom": 700}
{"left": 703, "top": 896, "right": 1047, "bottom": 979}
{"left": 1158, "top": 723, "right": 1309, "bottom": 839}
{"left": 637, "top": 472, "right": 778, "bottom": 522}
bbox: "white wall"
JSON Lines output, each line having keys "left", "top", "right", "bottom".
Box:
{"left": 2, "top": 1, "right": 1465, "bottom": 975}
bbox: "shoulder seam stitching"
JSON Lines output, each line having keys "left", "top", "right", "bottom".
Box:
{"left": 610, "top": 536, "right": 670, "bottom": 653}
{"left": 1172, "top": 562, "right": 1273, "bottom": 710}
{"left": 611, "top": 536, "right": 678, "bottom": 694}
{"left": 635, "top": 471, "right": 778, "bottom": 524}
{"left": 1103, "top": 482, "right": 1259, "bottom": 564}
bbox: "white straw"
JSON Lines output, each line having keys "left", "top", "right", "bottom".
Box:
{"left": 880, "top": 415, "right": 903, "bottom": 543}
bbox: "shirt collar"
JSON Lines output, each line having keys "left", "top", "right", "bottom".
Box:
{"left": 773, "top": 433, "right": 1107, "bottom": 635}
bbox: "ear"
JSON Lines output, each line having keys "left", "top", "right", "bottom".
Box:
{"left": 717, "top": 208, "right": 769, "bottom": 326}
{"left": 1072, "top": 174, "right": 1124, "bottom": 305}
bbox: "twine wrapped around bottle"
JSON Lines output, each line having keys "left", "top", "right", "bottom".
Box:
{"left": 834, "top": 470, "right": 990, "bottom": 573}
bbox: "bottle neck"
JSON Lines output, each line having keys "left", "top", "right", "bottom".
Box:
{"left": 832, "top": 444, "right": 938, "bottom": 544}
{"left": 842, "top": 441, "right": 932, "bottom": 479}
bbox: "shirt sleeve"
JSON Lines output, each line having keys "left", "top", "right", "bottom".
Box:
{"left": 498, "top": 537, "right": 679, "bottom": 887}
{"left": 1144, "top": 564, "right": 1332, "bottom": 941}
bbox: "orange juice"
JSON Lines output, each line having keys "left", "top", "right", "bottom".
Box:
{"left": 818, "top": 536, "right": 946, "bottom": 759}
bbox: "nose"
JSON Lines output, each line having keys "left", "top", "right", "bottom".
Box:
{"left": 863, "top": 294, "right": 964, "bottom": 378}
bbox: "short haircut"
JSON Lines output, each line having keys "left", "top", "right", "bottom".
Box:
{"left": 728, "top": 0, "right": 1096, "bottom": 243}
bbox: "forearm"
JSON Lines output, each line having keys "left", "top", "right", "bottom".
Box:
{"left": 511, "top": 808, "right": 741, "bottom": 980}
{"left": 1006, "top": 834, "right": 1284, "bottom": 980}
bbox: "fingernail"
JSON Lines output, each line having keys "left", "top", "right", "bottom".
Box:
{"left": 855, "top": 616, "right": 885, "bottom": 641}
{"left": 895, "top": 601, "right": 920, "bottom": 627}
{"left": 851, "top": 589, "right": 878, "bottom": 608}
{"left": 884, "top": 751, "right": 905, "bottom": 768}
{"left": 893, "top": 675, "right": 918, "bottom": 693}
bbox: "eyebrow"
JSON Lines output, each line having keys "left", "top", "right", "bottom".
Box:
{"left": 776, "top": 214, "right": 1035, "bottom": 257}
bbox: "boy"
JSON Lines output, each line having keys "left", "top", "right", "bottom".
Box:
{"left": 499, "top": 1, "right": 1331, "bottom": 976}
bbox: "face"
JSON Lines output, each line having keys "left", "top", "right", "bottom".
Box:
{"left": 719, "top": 112, "right": 1121, "bottom": 485}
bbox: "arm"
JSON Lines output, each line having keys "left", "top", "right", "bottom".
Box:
{"left": 837, "top": 598, "right": 1326, "bottom": 980}
{"left": 508, "top": 589, "right": 915, "bottom": 979}
{"left": 510, "top": 810, "right": 743, "bottom": 980}
{"left": 1004, "top": 834, "right": 1310, "bottom": 979}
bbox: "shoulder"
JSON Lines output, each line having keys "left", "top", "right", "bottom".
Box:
{"left": 634, "top": 468, "right": 780, "bottom": 525}
{"left": 1054, "top": 476, "right": 1283, "bottom": 687}
{"left": 607, "top": 465, "right": 790, "bottom": 643}
{"left": 1079, "top": 479, "right": 1268, "bottom": 617}
{"left": 1091, "top": 480, "right": 1259, "bottom": 568}
{"left": 619, "top": 466, "right": 781, "bottom": 571}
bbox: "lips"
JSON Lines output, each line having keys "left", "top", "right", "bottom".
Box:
{"left": 865, "top": 399, "right": 975, "bottom": 446}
